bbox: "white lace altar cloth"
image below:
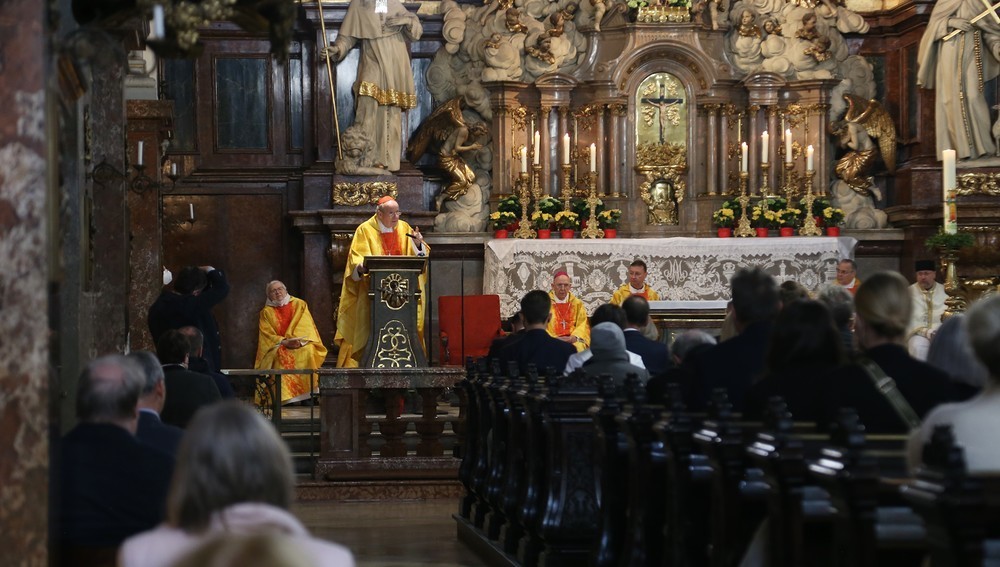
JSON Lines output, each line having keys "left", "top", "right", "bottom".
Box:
{"left": 484, "top": 237, "right": 857, "bottom": 318}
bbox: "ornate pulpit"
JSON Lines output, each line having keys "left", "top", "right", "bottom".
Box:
{"left": 362, "top": 255, "right": 428, "bottom": 368}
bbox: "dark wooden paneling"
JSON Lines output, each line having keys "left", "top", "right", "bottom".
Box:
{"left": 162, "top": 193, "right": 287, "bottom": 369}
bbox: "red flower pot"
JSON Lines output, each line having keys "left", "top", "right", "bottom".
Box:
{"left": 603, "top": 228, "right": 617, "bottom": 238}
{"left": 814, "top": 216, "right": 824, "bottom": 227}
{"left": 494, "top": 229, "right": 509, "bottom": 239}
{"left": 779, "top": 227, "right": 795, "bottom": 237}
{"left": 717, "top": 227, "right": 733, "bottom": 238}
{"left": 559, "top": 228, "right": 575, "bottom": 239}
{"left": 755, "top": 227, "right": 770, "bottom": 238}
{"left": 537, "top": 228, "right": 552, "bottom": 239}
{"left": 826, "top": 226, "right": 841, "bottom": 237}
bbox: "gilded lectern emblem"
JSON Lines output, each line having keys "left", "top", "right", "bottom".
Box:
{"left": 373, "top": 320, "right": 416, "bottom": 368}
{"left": 379, "top": 273, "right": 409, "bottom": 310}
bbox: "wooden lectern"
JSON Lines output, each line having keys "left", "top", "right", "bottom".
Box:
{"left": 362, "top": 255, "right": 427, "bottom": 368}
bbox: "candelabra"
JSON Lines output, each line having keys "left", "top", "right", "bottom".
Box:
{"left": 799, "top": 170, "right": 822, "bottom": 236}
{"left": 513, "top": 172, "right": 537, "bottom": 239}
{"left": 735, "top": 171, "right": 755, "bottom": 238}
{"left": 781, "top": 161, "right": 801, "bottom": 205}
{"left": 88, "top": 159, "right": 180, "bottom": 194}
{"left": 580, "top": 172, "right": 604, "bottom": 239}
{"left": 759, "top": 161, "right": 773, "bottom": 198}
{"left": 561, "top": 164, "right": 573, "bottom": 212}
{"left": 939, "top": 247, "right": 968, "bottom": 317}
{"left": 531, "top": 164, "right": 543, "bottom": 215}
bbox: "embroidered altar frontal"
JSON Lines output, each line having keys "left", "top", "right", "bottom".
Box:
{"left": 484, "top": 237, "right": 857, "bottom": 318}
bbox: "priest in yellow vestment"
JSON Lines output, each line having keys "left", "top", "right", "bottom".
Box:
{"left": 610, "top": 259, "right": 661, "bottom": 305}
{"left": 254, "top": 280, "right": 328, "bottom": 405}
{"left": 547, "top": 271, "right": 589, "bottom": 352}
{"left": 335, "top": 197, "right": 429, "bottom": 367}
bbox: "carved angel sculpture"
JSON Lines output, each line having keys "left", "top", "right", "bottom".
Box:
{"left": 829, "top": 94, "right": 895, "bottom": 228}
{"left": 406, "top": 98, "right": 488, "bottom": 208}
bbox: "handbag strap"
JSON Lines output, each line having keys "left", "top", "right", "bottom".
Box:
{"left": 857, "top": 357, "right": 921, "bottom": 429}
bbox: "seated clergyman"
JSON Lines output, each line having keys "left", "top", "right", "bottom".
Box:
{"left": 254, "top": 280, "right": 327, "bottom": 405}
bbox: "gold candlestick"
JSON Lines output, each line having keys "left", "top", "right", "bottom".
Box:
{"left": 760, "top": 161, "right": 773, "bottom": 198}
{"left": 513, "top": 172, "right": 537, "bottom": 239}
{"left": 580, "top": 172, "right": 604, "bottom": 239}
{"left": 799, "top": 170, "right": 822, "bottom": 236}
{"left": 735, "top": 171, "right": 755, "bottom": 238}
{"left": 560, "top": 164, "right": 573, "bottom": 212}
{"left": 531, "top": 164, "right": 543, "bottom": 215}
{"left": 939, "top": 247, "right": 967, "bottom": 317}
{"left": 782, "top": 161, "right": 800, "bottom": 206}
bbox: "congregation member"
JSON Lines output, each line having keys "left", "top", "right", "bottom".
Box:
{"left": 835, "top": 259, "right": 861, "bottom": 295}
{"left": 743, "top": 300, "right": 844, "bottom": 421}
{"left": 816, "top": 271, "right": 965, "bottom": 433}
{"left": 579, "top": 322, "right": 650, "bottom": 386}
{"left": 119, "top": 402, "right": 356, "bottom": 567}
{"left": 906, "top": 259, "right": 947, "bottom": 360}
{"left": 487, "top": 311, "right": 524, "bottom": 364}
{"left": 564, "top": 303, "right": 645, "bottom": 373}
{"left": 178, "top": 326, "right": 235, "bottom": 399}
{"left": 816, "top": 283, "right": 856, "bottom": 354}
{"left": 621, "top": 295, "right": 670, "bottom": 376}
{"left": 646, "top": 330, "right": 716, "bottom": 402}
{"left": 907, "top": 296, "right": 1000, "bottom": 474}
{"left": 684, "top": 268, "right": 780, "bottom": 411}
{"left": 336, "top": 196, "right": 427, "bottom": 368}
{"left": 499, "top": 290, "right": 576, "bottom": 375}
{"left": 127, "top": 351, "right": 184, "bottom": 457}
{"left": 547, "top": 270, "right": 590, "bottom": 351}
{"left": 148, "top": 265, "right": 230, "bottom": 372}
{"left": 778, "top": 280, "right": 809, "bottom": 306}
{"left": 254, "top": 280, "right": 328, "bottom": 406}
{"left": 926, "top": 314, "right": 990, "bottom": 391}
{"left": 157, "top": 329, "right": 222, "bottom": 428}
{"left": 610, "top": 259, "right": 660, "bottom": 304}
{"left": 58, "top": 355, "right": 174, "bottom": 556}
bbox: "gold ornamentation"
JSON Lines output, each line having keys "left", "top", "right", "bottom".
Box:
{"left": 637, "top": 166, "right": 685, "bottom": 225}
{"left": 357, "top": 81, "right": 418, "bottom": 109}
{"left": 580, "top": 173, "right": 604, "bottom": 238}
{"left": 636, "top": 5, "right": 691, "bottom": 22}
{"left": 372, "top": 320, "right": 416, "bottom": 368}
{"left": 508, "top": 106, "right": 529, "bottom": 131}
{"left": 956, "top": 172, "right": 1000, "bottom": 195}
{"left": 635, "top": 142, "right": 687, "bottom": 168}
{"left": 379, "top": 273, "right": 409, "bottom": 310}
{"left": 332, "top": 182, "right": 397, "bottom": 206}
{"left": 608, "top": 103, "right": 628, "bottom": 116}
{"left": 573, "top": 104, "right": 600, "bottom": 131}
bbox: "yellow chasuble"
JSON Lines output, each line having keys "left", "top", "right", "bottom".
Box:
{"left": 546, "top": 291, "right": 589, "bottom": 352}
{"left": 610, "top": 283, "right": 661, "bottom": 306}
{"left": 254, "top": 297, "right": 328, "bottom": 405}
{"left": 335, "top": 214, "right": 428, "bottom": 367}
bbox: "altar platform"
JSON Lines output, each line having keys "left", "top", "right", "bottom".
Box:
{"left": 483, "top": 236, "right": 857, "bottom": 317}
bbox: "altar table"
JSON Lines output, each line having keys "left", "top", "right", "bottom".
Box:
{"left": 483, "top": 237, "right": 857, "bottom": 317}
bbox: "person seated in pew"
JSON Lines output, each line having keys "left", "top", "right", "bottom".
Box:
{"left": 743, "top": 300, "right": 845, "bottom": 421}
{"left": 621, "top": 296, "right": 671, "bottom": 376}
{"left": 816, "top": 283, "right": 856, "bottom": 354}
{"left": 926, "top": 314, "right": 989, "bottom": 392}
{"left": 254, "top": 280, "right": 328, "bottom": 406}
{"left": 564, "top": 303, "right": 645, "bottom": 374}
{"left": 908, "top": 295, "right": 1000, "bottom": 474}
{"left": 486, "top": 311, "right": 524, "bottom": 364}
{"left": 547, "top": 270, "right": 590, "bottom": 352}
{"left": 684, "top": 267, "right": 780, "bottom": 411}
{"left": 179, "top": 326, "right": 235, "bottom": 400}
{"left": 498, "top": 290, "right": 577, "bottom": 376}
{"left": 157, "top": 330, "right": 223, "bottom": 429}
{"left": 777, "top": 280, "right": 810, "bottom": 307}
{"left": 646, "top": 330, "right": 717, "bottom": 402}
{"left": 816, "top": 271, "right": 969, "bottom": 433}
{"left": 579, "top": 322, "right": 650, "bottom": 386}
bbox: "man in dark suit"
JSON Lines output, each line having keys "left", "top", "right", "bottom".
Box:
{"left": 127, "top": 351, "right": 184, "bottom": 456}
{"left": 498, "top": 290, "right": 576, "bottom": 376}
{"left": 685, "top": 268, "right": 779, "bottom": 411}
{"left": 57, "top": 355, "right": 174, "bottom": 553}
{"left": 156, "top": 329, "right": 222, "bottom": 428}
{"left": 487, "top": 311, "right": 524, "bottom": 365}
{"left": 178, "top": 325, "right": 235, "bottom": 399}
{"left": 621, "top": 295, "right": 671, "bottom": 376}
{"left": 148, "top": 265, "right": 229, "bottom": 372}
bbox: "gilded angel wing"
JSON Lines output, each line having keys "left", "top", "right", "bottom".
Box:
{"left": 405, "top": 98, "right": 466, "bottom": 162}
{"left": 843, "top": 93, "right": 897, "bottom": 173}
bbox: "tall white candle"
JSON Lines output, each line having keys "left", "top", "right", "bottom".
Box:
{"left": 171, "top": 162, "right": 178, "bottom": 176}
{"left": 152, "top": 5, "right": 165, "bottom": 40}
{"left": 562, "top": 133, "right": 570, "bottom": 165}
{"left": 533, "top": 131, "right": 540, "bottom": 164}
{"left": 806, "top": 145, "right": 814, "bottom": 171}
{"left": 942, "top": 149, "right": 957, "bottom": 234}
{"left": 137, "top": 141, "right": 144, "bottom": 166}
{"left": 741, "top": 142, "right": 748, "bottom": 173}
{"left": 520, "top": 146, "right": 527, "bottom": 173}
{"left": 589, "top": 143, "right": 596, "bottom": 173}
{"left": 760, "top": 131, "right": 769, "bottom": 164}
{"left": 189, "top": 203, "right": 194, "bottom": 221}
{"left": 785, "top": 129, "right": 793, "bottom": 164}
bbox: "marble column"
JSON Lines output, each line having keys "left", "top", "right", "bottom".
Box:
{"left": 0, "top": 0, "right": 50, "bottom": 563}
{"left": 704, "top": 104, "right": 720, "bottom": 196}
{"left": 596, "top": 105, "right": 607, "bottom": 195}
{"left": 539, "top": 106, "right": 552, "bottom": 195}
{"left": 608, "top": 103, "right": 626, "bottom": 197}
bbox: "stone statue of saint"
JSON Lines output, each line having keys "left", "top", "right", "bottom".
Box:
{"left": 325, "top": 0, "right": 422, "bottom": 172}
{"left": 917, "top": 0, "right": 1000, "bottom": 160}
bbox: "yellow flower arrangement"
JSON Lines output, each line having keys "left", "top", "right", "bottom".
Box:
{"left": 553, "top": 210, "right": 580, "bottom": 230}
{"left": 712, "top": 205, "right": 736, "bottom": 228}
{"left": 489, "top": 210, "right": 517, "bottom": 229}
{"left": 822, "top": 207, "right": 845, "bottom": 226}
{"left": 597, "top": 208, "right": 622, "bottom": 229}
{"left": 530, "top": 211, "right": 554, "bottom": 229}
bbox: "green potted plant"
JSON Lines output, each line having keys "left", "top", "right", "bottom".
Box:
{"left": 489, "top": 210, "right": 517, "bottom": 238}
{"left": 799, "top": 196, "right": 831, "bottom": 224}
{"left": 597, "top": 208, "right": 622, "bottom": 238}
{"left": 570, "top": 197, "right": 603, "bottom": 229}
{"left": 536, "top": 196, "right": 562, "bottom": 217}
{"left": 924, "top": 229, "right": 975, "bottom": 250}
{"left": 553, "top": 210, "right": 580, "bottom": 238}
{"left": 821, "top": 206, "right": 845, "bottom": 236}
{"left": 751, "top": 204, "right": 780, "bottom": 236}
{"left": 777, "top": 207, "right": 803, "bottom": 236}
{"left": 712, "top": 201, "right": 737, "bottom": 237}
{"left": 530, "top": 211, "right": 555, "bottom": 238}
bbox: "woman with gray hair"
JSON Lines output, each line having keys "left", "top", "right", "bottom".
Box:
{"left": 119, "top": 402, "right": 354, "bottom": 567}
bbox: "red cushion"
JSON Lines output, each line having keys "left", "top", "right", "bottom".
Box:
{"left": 438, "top": 295, "right": 502, "bottom": 365}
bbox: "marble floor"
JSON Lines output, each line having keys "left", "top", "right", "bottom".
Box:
{"left": 294, "top": 498, "right": 484, "bottom": 567}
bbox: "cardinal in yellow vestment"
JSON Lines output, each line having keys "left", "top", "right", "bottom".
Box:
{"left": 254, "top": 280, "right": 328, "bottom": 405}
{"left": 546, "top": 271, "right": 589, "bottom": 352}
{"left": 335, "top": 197, "right": 429, "bottom": 367}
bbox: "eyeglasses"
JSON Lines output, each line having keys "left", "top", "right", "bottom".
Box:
{"left": 380, "top": 210, "right": 403, "bottom": 217}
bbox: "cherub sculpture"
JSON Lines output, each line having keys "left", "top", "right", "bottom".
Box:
{"left": 829, "top": 94, "right": 895, "bottom": 228}
{"left": 406, "top": 98, "right": 488, "bottom": 209}
{"left": 526, "top": 35, "right": 557, "bottom": 65}
{"left": 591, "top": 0, "right": 607, "bottom": 31}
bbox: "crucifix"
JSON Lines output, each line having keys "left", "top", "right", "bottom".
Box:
{"left": 942, "top": 0, "right": 1000, "bottom": 41}
{"left": 641, "top": 86, "right": 684, "bottom": 144}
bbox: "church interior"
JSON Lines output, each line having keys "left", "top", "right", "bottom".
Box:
{"left": 4, "top": 0, "right": 1000, "bottom": 563}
